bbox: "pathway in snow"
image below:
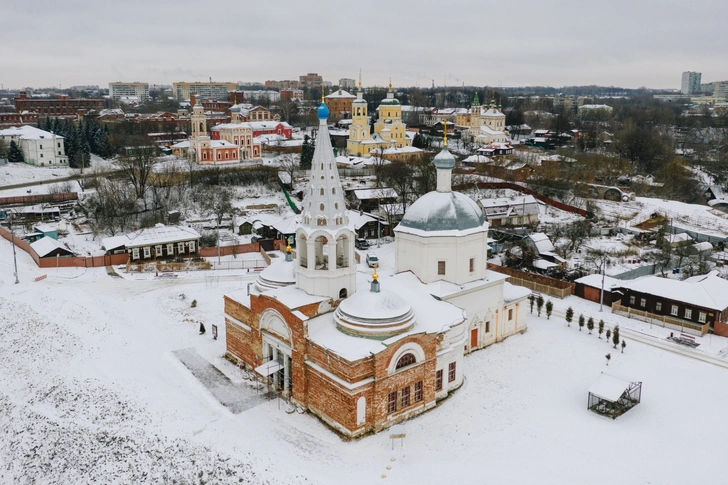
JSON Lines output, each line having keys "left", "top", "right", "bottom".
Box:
{"left": 173, "top": 348, "right": 274, "bottom": 414}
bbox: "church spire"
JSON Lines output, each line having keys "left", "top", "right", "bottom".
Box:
{"left": 300, "top": 98, "right": 348, "bottom": 229}
{"left": 433, "top": 120, "right": 455, "bottom": 193}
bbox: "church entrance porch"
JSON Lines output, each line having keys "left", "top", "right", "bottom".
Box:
{"left": 258, "top": 338, "right": 292, "bottom": 397}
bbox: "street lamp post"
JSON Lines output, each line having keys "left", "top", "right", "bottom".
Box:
{"left": 377, "top": 196, "right": 381, "bottom": 248}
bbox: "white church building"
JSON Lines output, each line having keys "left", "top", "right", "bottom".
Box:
{"left": 224, "top": 102, "right": 530, "bottom": 438}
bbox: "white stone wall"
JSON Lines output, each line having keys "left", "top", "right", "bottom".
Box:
{"left": 395, "top": 231, "right": 489, "bottom": 285}
{"left": 23, "top": 135, "right": 67, "bottom": 167}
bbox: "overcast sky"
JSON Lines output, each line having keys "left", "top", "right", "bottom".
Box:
{"left": 2, "top": 0, "right": 726, "bottom": 91}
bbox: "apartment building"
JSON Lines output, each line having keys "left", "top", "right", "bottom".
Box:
{"left": 173, "top": 82, "right": 237, "bottom": 102}
{"left": 109, "top": 82, "right": 150, "bottom": 102}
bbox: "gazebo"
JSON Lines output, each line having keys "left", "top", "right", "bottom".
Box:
{"left": 587, "top": 373, "right": 642, "bottom": 419}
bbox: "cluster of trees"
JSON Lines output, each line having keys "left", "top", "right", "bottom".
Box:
{"left": 564, "top": 307, "right": 626, "bottom": 360}
{"left": 0, "top": 138, "right": 25, "bottom": 163}
{"left": 38, "top": 117, "right": 114, "bottom": 167}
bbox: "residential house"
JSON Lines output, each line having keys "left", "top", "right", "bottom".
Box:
{"left": 102, "top": 224, "right": 201, "bottom": 261}
{"left": 478, "top": 195, "right": 539, "bottom": 227}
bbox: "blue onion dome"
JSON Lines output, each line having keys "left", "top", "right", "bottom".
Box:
{"left": 433, "top": 147, "right": 456, "bottom": 170}
{"left": 317, "top": 102, "right": 329, "bottom": 120}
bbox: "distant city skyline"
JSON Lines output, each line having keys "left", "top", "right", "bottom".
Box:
{"left": 1, "top": 0, "right": 726, "bottom": 91}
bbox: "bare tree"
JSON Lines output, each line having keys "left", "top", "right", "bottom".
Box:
{"left": 83, "top": 178, "right": 138, "bottom": 236}
{"left": 116, "top": 147, "right": 158, "bottom": 208}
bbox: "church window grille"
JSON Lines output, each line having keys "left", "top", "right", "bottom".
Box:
{"left": 437, "top": 261, "right": 446, "bottom": 275}
{"left": 448, "top": 362, "right": 456, "bottom": 382}
{"left": 395, "top": 353, "right": 416, "bottom": 370}
{"left": 435, "top": 370, "right": 443, "bottom": 391}
{"left": 401, "top": 386, "right": 410, "bottom": 408}
{"left": 414, "top": 381, "right": 423, "bottom": 402}
{"left": 387, "top": 391, "right": 397, "bottom": 414}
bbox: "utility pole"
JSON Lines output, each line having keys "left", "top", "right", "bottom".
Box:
{"left": 377, "top": 195, "right": 381, "bottom": 248}
{"left": 10, "top": 213, "right": 19, "bottom": 284}
{"left": 599, "top": 258, "right": 605, "bottom": 312}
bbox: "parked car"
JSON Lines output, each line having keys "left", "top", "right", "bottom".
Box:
{"left": 366, "top": 252, "right": 379, "bottom": 268}
{"left": 355, "top": 238, "right": 369, "bottom": 250}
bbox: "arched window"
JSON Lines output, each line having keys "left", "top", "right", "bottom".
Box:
{"left": 332, "top": 187, "right": 336, "bottom": 195}
{"left": 395, "top": 353, "right": 416, "bottom": 370}
{"left": 320, "top": 203, "right": 325, "bottom": 211}
{"left": 334, "top": 202, "right": 338, "bottom": 209}
{"left": 320, "top": 187, "right": 325, "bottom": 196}
{"left": 199, "top": 122, "right": 204, "bottom": 132}
{"left": 339, "top": 288, "right": 348, "bottom": 298}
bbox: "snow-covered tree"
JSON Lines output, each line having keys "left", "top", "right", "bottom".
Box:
{"left": 528, "top": 294, "right": 536, "bottom": 314}
{"left": 578, "top": 314, "right": 585, "bottom": 331}
{"left": 565, "top": 306, "right": 574, "bottom": 327}
{"left": 587, "top": 317, "right": 594, "bottom": 334}
{"left": 612, "top": 325, "right": 620, "bottom": 349}
{"left": 605, "top": 353, "right": 611, "bottom": 366}
{"left": 621, "top": 340, "right": 626, "bottom": 353}
{"left": 545, "top": 300, "right": 553, "bottom": 320}
{"left": 598, "top": 319, "right": 604, "bottom": 339}
{"left": 536, "top": 295, "right": 545, "bottom": 317}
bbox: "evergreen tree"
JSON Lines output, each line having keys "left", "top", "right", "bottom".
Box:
{"left": 536, "top": 295, "right": 545, "bottom": 317}
{"left": 606, "top": 329, "right": 612, "bottom": 342}
{"left": 300, "top": 135, "right": 315, "bottom": 169}
{"left": 612, "top": 325, "right": 620, "bottom": 349}
{"left": 621, "top": 340, "right": 626, "bottom": 353}
{"left": 598, "top": 319, "right": 604, "bottom": 339}
{"left": 8, "top": 140, "right": 24, "bottom": 163}
{"left": 605, "top": 353, "right": 611, "bottom": 366}
{"left": 578, "top": 314, "right": 585, "bottom": 331}
{"left": 0, "top": 138, "right": 7, "bottom": 159}
{"left": 565, "top": 306, "right": 574, "bottom": 327}
{"left": 545, "top": 300, "right": 553, "bottom": 320}
{"left": 528, "top": 294, "right": 536, "bottom": 313}
{"left": 587, "top": 317, "right": 594, "bottom": 334}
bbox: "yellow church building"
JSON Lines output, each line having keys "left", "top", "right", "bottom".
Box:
{"left": 346, "top": 81, "right": 413, "bottom": 157}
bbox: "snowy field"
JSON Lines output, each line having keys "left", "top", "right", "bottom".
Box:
{"left": 2, "top": 237, "right": 728, "bottom": 484}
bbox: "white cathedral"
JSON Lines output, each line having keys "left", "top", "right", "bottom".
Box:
{"left": 224, "top": 99, "right": 530, "bottom": 437}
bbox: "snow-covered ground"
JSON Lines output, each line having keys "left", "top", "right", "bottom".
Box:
{"left": 0, "top": 154, "right": 115, "bottom": 188}
{"left": 3, "top": 236, "right": 728, "bottom": 484}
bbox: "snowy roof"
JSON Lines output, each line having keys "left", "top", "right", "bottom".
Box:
{"left": 663, "top": 233, "right": 692, "bottom": 244}
{"left": 307, "top": 271, "right": 465, "bottom": 361}
{"left": 426, "top": 270, "right": 509, "bottom": 299}
{"left": 34, "top": 222, "right": 59, "bottom": 233}
{"left": 462, "top": 154, "right": 491, "bottom": 164}
{"left": 479, "top": 195, "right": 539, "bottom": 219}
{"left": 533, "top": 259, "right": 558, "bottom": 270}
{"left": 528, "top": 233, "right": 555, "bottom": 254}
{"left": 171, "top": 140, "right": 190, "bottom": 149}
{"left": 504, "top": 282, "right": 532, "bottom": 303}
{"left": 325, "top": 89, "right": 356, "bottom": 99}
{"left": 0, "top": 125, "right": 63, "bottom": 141}
{"left": 370, "top": 146, "right": 423, "bottom": 155}
{"left": 30, "top": 237, "right": 74, "bottom": 257}
{"left": 692, "top": 241, "right": 713, "bottom": 252}
{"left": 575, "top": 274, "right": 621, "bottom": 290}
{"left": 346, "top": 210, "right": 387, "bottom": 231}
{"left": 616, "top": 271, "right": 728, "bottom": 311}
{"left": 353, "top": 187, "right": 398, "bottom": 200}
{"left": 588, "top": 373, "right": 633, "bottom": 402}
{"left": 110, "top": 224, "right": 201, "bottom": 249}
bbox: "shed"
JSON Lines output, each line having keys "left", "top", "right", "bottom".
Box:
{"left": 238, "top": 219, "right": 254, "bottom": 235}
{"left": 574, "top": 273, "right": 621, "bottom": 306}
{"left": 34, "top": 222, "right": 59, "bottom": 240}
{"left": 587, "top": 373, "right": 642, "bottom": 419}
{"left": 30, "top": 237, "right": 74, "bottom": 258}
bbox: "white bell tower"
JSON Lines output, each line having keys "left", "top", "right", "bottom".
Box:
{"left": 295, "top": 98, "right": 357, "bottom": 300}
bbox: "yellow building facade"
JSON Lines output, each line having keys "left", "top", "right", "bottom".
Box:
{"left": 346, "top": 82, "right": 412, "bottom": 157}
